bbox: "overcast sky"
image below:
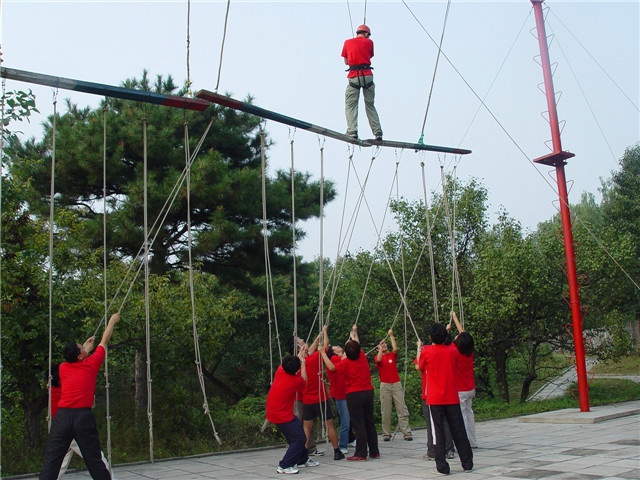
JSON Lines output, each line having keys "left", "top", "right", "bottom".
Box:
{"left": 2, "top": 0, "right": 638, "bottom": 261}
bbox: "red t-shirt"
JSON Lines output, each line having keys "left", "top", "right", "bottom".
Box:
{"left": 335, "top": 350, "right": 373, "bottom": 395}
{"left": 58, "top": 345, "right": 105, "bottom": 409}
{"left": 327, "top": 355, "right": 346, "bottom": 400}
{"left": 414, "top": 355, "right": 427, "bottom": 400}
{"left": 375, "top": 351, "right": 401, "bottom": 384}
{"left": 303, "top": 351, "right": 329, "bottom": 404}
{"left": 341, "top": 36, "right": 374, "bottom": 78}
{"left": 50, "top": 386, "right": 62, "bottom": 419}
{"left": 266, "top": 365, "right": 306, "bottom": 424}
{"left": 418, "top": 344, "right": 459, "bottom": 405}
{"left": 452, "top": 344, "right": 475, "bottom": 392}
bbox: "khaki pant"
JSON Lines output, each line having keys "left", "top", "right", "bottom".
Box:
{"left": 380, "top": 381, "right": 411, "bottom": 437}
{"left": 345, "top": 75, "right": 382, "bottom": 137}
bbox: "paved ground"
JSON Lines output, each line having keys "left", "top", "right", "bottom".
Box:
{"left": 15, "top": 400, "right": 639, "bottom": 480}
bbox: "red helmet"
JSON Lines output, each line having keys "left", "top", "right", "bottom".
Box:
{"left": 356, "top": 24, "right": 371, "bottom": 36}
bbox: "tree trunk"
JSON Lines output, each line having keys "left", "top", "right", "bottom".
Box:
{"left": 134, "top": 350, "right": 148, "bottom": 428}
{"left": 520, "top": 343, "right": 539, "bottom": 403}
{"left": 495, "top": 350, "right": 509, "bottom": 403}
{"left": 21, "top": 382, "right": 48, "bottom": 449}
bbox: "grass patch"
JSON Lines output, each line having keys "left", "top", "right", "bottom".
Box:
{"left": 471, "top": 378, "right": 640, "bottom": 422}
{"left": 592, "top": 354, "right": 640, "bottom": 375}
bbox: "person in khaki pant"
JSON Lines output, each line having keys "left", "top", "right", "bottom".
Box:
{"left": 375, "top": 329, "right": 412, "bottom": 441}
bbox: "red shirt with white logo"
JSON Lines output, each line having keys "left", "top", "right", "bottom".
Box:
{"left": 375, "top": 351, "right": 401, "bottom": 384}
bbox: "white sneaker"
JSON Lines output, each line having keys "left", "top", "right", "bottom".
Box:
{"left": 340, "top": 447, "right": 348, "bottom": 454}
{"left": 298, "top": 459, "right": 320, "bottom": 467}
{"left": 276, "top": 465, "right": 299, "bottom": 474}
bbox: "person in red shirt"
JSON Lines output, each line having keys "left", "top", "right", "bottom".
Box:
{"left": 417, "top": 322, "right": 473, "bottom": 475}
{"left": 326, "top": 343, "right": 350, "bottom": 453}
{"left": 301, "top": 326, "right": 344, "bottom": 461}
{"left": 330, "top": 325, "right": 380, "bottom": 461}
{"left": 266, "top": 349, "right": 319, "bottom": 475}
{"left": 49, "top": 364, "right": 114, "bottom": 479}
{"left": 450, "top": 311, "right": 477, "bottom": 449}
{"left": 341, "top": 24, "right": 383, "bottom": 140}
{"left": 39, "top": 312, "right": 120, "bottom": 480}
{"left": 375, "top": 329, "right": 412, "bottom": 441}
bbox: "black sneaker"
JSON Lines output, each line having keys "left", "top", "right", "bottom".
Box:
{"left": 346, "top": 131, "right": 358, "bottom": 139}
{"left": 334, "top": 449, "right": 345, "bottom": 460}
{"left": 374, "top": 133, "right": 383, "bottom": 141}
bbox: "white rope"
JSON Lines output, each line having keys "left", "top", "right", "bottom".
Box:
{"left": 420, "top": 161, "right": 440, "bottom": 324}
{"left": 439, "top": 165, "right": 464, "bottom": 325}
{"left": 289, "top": 131, "right": 298, "bottom": 351}
{"left": 142, "top": 117, "right": 154, "bottom": 462}
{"left": 214, "top": 0, "right": 231, "bottom": 92}
{"left": 0, "top": 78, "right": 5, "bottom": 477}
{"left": 185, "top": 123, "right": 222, "bottom": 445}
{"left": 47, "top": 89, "right": 58, "bottom": 432}
{"left": 101, "top": 103, "right": 114, "bottom": 475}
{"left": 92, "top": 118, "right": 215, "bottom": 337}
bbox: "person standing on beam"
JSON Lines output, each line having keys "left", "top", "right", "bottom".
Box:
{"left": 341, "top": 24, "right": 383, "bottom": 141}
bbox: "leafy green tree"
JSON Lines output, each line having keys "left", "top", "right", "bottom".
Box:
{"left": 6, "top": 72, "right": 335, "bottom": 288}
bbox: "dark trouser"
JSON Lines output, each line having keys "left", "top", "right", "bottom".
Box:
{"left": 429, "top": 404, "right": 473, "bottom": 474}
{"left": 422, "top": 399, "right": 454, "bottom": 457}
{"left": 39, "top": 408, "right": 111, "bottom": 480}
{"left": 275, "top": 417, "right": 309, "bottom": 469}
{"left": 346, "top": 389, "right": 379, "bottom": 458}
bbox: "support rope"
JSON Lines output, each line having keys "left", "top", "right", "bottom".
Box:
{"left": 420, "top": 161, "right": 440, "bottom": 324}
{"left": 289, "top": 129, "right": 298, "bottom": 351}
{"left": 142, "top": 117, "right": 155, "bottom": 462}
{"left": 214, "top": 0, "right": 232, "bottom": 92}
{"left": 184, "top": 122, "right": 222, "bottom": 445}
{"left": 0, "top": 78, "right": 5, "bottom": 477}
{"left": 101, "top": 103, "right": 114, "bottom": 475}
{"left": 47, "top": 89, "right": 58, "bottom": 431}
{"left": 418, "top": 0, "right": 452, "bottom": 144}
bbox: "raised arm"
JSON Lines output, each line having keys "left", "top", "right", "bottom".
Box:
{"left": 323, "top": 325, "right": 330, "bottom": 350}
{"left": 389, "top": 329, "right": 398, "bottom": 354}
{"left": 375, "top": 341, "right": 384, "bottom": 363}
{"left": 415, "top": 340, "right": 423, "bottom": 370}
{"left": 318, "top": 346, "right": 336, "bottom": 371}
{"left": 308, "top": 332, "right": 322, "bottom": 355}
{"left": 451, "top": 311, "right": 465, "bottom": 333}
{"left": 297, "top": 348, "right": 308, "bottom": 382}
{"left": 350, "top": 324, "right": 359, "bottom": 343}
{"left": 99, "top": 312, "right": 120, "bottom": 348}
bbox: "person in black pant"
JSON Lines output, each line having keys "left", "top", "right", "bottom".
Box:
{"left": 417, "top": 323, "right": 473, "bottom": 475}
{"left": 39, "top": 312, "right": 120, "bottom": 480}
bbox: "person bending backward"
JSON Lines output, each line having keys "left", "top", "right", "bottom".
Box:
{"left": 266, "top": 349, "right": 320, "bottom": 475}
{"left": 449, "top": 311, "right": 477, "bottom": 448}
{"left": 375, "top": 329, "right": 412, "bottom": 441}
{"left": 417, "top": 323, "right": 473, "bottom": 475}
{"left": 330, "top": 325, "right": 380, "bottom": 461}
{"left": 326, "top": 342, "right": 350, "bottom": 453}
{"left": 301, "top": 326, "right": 345, "bottom": 461}
{"left": 39, "top": 313, "right": 120, "bottom": 480}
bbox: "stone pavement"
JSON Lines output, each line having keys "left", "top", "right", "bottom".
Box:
{"left": 15, "top": 401, "right": 639, "bottom": 480}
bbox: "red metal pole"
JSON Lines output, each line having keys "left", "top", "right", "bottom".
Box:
{"left": 531, "top": 0, "right": 590, "bottom": 411}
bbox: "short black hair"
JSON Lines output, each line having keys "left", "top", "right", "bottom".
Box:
{"left": 344, "top": 340, "right": 361, "bottom": 360}
{"left": 282, "top": 355, "right": 301, "bottom": 375}
{"left": 327, "top": 346, "right": 336, "bottom": 358}
{"left": 454, "top": 332, "right": 474, "bottom": 356}
{"left": 63, "top": 341, "right": 81, "bottom": 363}
{"left": 429, "top": 323, "right": 448, "bottom": 345}
{"left": 287, "top": 335, "right": 297, "bottom": 355}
